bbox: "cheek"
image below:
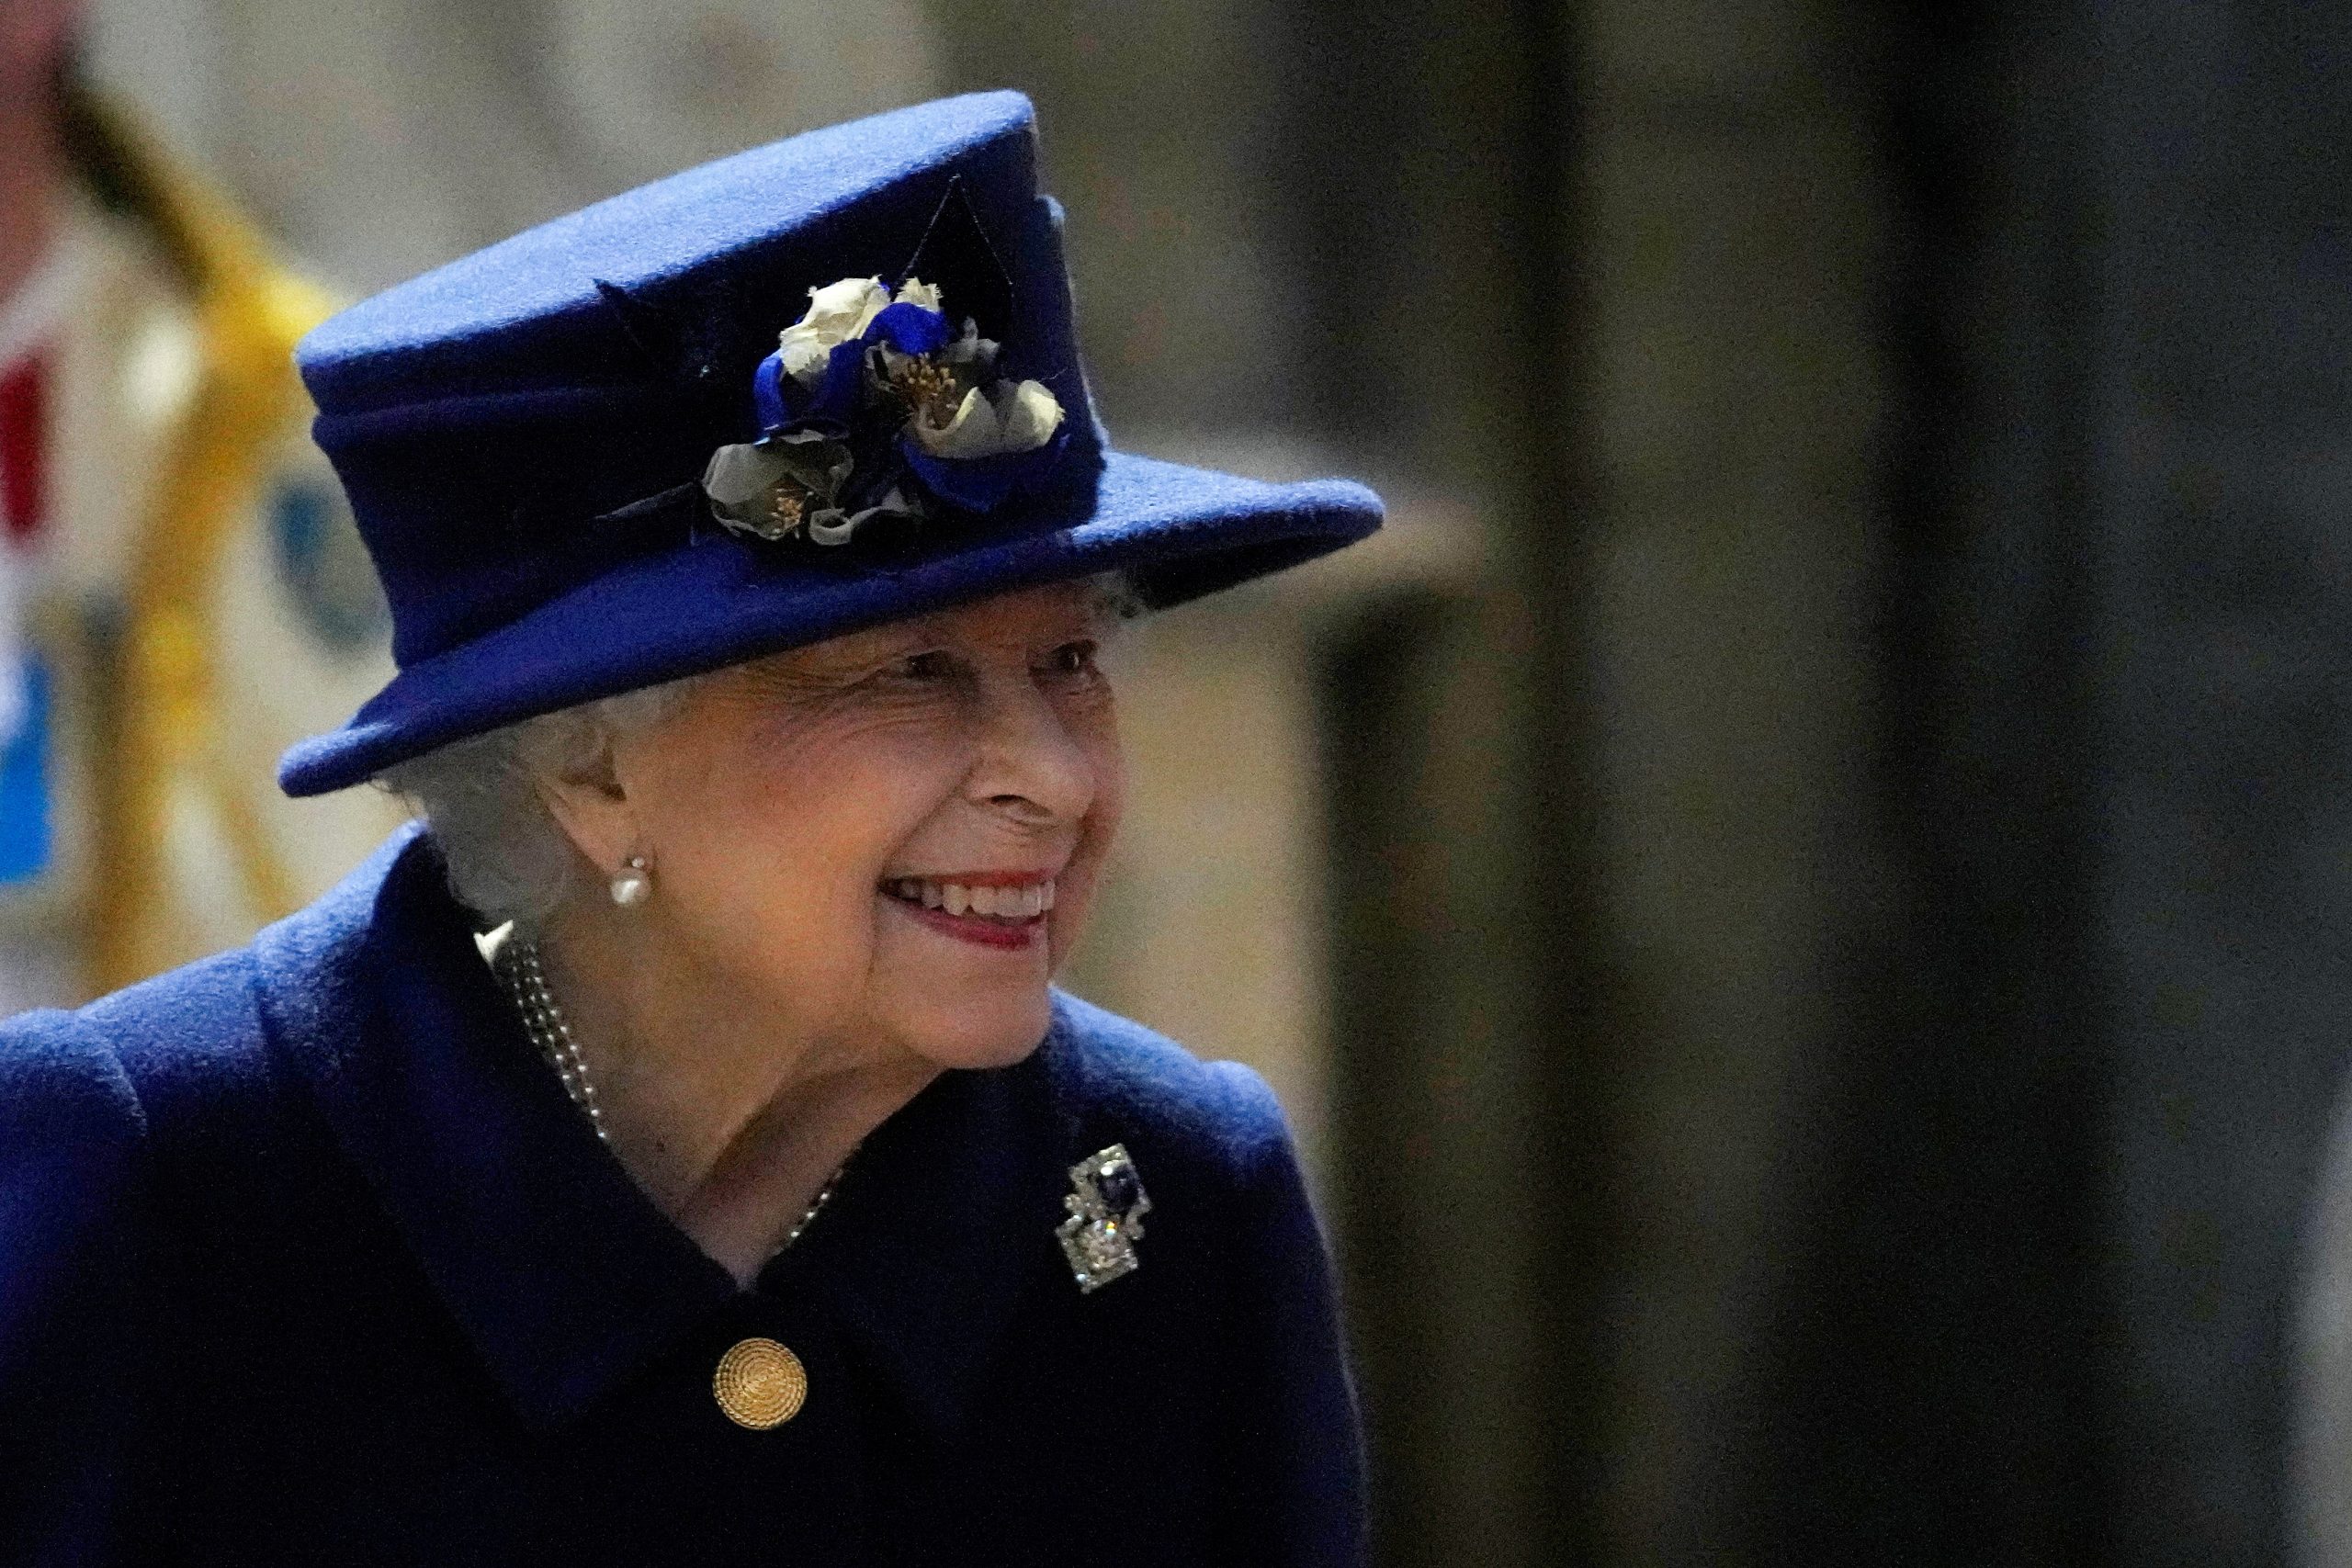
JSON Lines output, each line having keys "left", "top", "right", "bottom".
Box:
{"left": 640, "top": 716, "right": 967, "bottom": 970}
{"left": 1081, "top": 737, "right": 1128, "bottom": 855}
{"left": 1046, "top": 732, "right": 1128, "bottom": 953}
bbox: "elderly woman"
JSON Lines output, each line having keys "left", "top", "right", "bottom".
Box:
{"left": 0, "top": 92, "right": 1382, "bottom": 1565}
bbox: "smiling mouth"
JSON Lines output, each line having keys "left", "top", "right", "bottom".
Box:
{"left": 878, "top": 876, "right": 1051, "bottom": 952}
{"left": 878, "top": 876, "right": 1056, "bottom": 921}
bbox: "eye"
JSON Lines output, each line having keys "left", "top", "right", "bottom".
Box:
{"left": 1046, "top": 639, "right": 1099, "bottom": 677}
{"left": 890, "top": 649, "right": 959, "bottom": 682}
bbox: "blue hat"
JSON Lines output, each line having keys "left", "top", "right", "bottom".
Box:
{"left": 276, "top": 89, "right": 1382, "bottom": 798}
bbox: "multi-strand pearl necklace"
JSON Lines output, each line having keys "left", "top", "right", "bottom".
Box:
{"left": 492, "top": 933, "right": 850, "bottom": 1256}
{"left": 497, "top": 934, "right": 609, "bottom": 1141}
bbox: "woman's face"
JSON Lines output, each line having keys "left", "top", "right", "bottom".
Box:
{"left": 594, "top": 579, "right": 1126, "bottom": 1074}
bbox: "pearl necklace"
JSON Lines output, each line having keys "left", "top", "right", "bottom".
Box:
{"left": 492, "top": 933, "right": 850, "bottom": 1256}
{"left": 498, "top": 934, "right": 607, "bottom": 1141}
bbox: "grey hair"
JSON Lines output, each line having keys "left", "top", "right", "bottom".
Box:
{"left": 374, "top": 677, "right": 695, "bottom": 933}
{"left": 376, "top": 568, "right": 1149, "bottom": 932}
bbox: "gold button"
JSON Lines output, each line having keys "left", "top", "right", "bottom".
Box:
{"left": 714, "top": 1337, "right": 808, "bottom": 1430}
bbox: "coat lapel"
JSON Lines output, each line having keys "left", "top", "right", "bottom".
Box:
{"left": 254, "top": 824, "right": 739, "bottom": 1427}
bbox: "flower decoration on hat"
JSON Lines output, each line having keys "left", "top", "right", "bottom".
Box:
{"left": 701, "top": 274, "right": 1069, "bottom": 547}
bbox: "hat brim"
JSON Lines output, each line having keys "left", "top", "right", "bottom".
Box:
{"left": 277, "top": 447, "right": 1382, "bottom": 797}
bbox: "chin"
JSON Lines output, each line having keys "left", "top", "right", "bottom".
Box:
{"left": 894, "top": 988, "right": 1056, "bottom": 1072}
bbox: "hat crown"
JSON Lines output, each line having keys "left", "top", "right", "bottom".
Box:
{"left": 299, "top": 90, "right": 1055, "bottom": 414}
{"left": 294, "top": 90, "right": 1106, "bottom": 674}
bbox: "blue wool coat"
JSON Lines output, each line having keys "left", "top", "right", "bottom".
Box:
{"left": 0, "top": 825, "right": 1365, "bottom": 1566}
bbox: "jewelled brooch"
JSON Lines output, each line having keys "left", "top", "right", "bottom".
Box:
{"left": 1057, "top": 1143, "right": 1151, "bottom": 1293}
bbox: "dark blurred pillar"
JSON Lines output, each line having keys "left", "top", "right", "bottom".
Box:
{"left": 2073, "top": 4, "right": 2352, "bottom": 1561}
{"left": 1558, "top": 7, "right": 1892, "bottom": 1556}
{"left": 1321, "top": 589, "right": 1555, "bottom": 1568}
{"left": 1292, "top": 0, "right": 1892, "bottom": 1564}
{"left": 1765, "top": 3, "right": 2352, "bottom": 1564}
{"left": 1756, "top": 7, "right": 2112, "bottom": 1562}
{"left": 1283, "top": 3, "right": 1577, "bottom": 1559}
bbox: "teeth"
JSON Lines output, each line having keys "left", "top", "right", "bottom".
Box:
{"left": 886, "top": 877, "right": 1057, "bottom": 919}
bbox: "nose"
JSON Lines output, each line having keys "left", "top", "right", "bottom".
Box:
{"left": 964, "top": 667, "right": 1097, "bottom": 828}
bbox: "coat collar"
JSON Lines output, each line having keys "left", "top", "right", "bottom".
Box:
{"left": 254, "top": 823, "right": 1071, "bottom": 1436}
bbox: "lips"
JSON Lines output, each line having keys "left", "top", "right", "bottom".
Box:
{"left": 877, "top": 873, "right": 1054, "bottom": 950}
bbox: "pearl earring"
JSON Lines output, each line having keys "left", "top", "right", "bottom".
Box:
{"left": 609, "top": 855, "right": 651, "bottom": 908}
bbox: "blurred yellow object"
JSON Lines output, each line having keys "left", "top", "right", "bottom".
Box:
{"left": 34, "top": 79, "right": 402, "bottom": 998}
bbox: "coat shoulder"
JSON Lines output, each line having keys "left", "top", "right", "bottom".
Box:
{"left": 51, "top": 825, "right": 419, "bottom": 1136}
{"left": 65, "top": 945, "right": 280, "bottom": 1134}
{"left": 1, "top": 939, "right": 290, "bottom": 1303}
{"left": 0, "top": 1002, "right": 149, "bottom": 1226}
{"left": 4, "top": 938, "right": 305, "bottom": 1213}
{"left": 1038, "top": 987, "right": 1296, "bottom": 1190}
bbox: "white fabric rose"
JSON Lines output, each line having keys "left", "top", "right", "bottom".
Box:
{"left": 775, "top": 276, "right": 887, "bottom": 384}
{"left": 910, "top": 378, "right": 1065, "bottom": 460}
{"left": 775, "top": 275, "right": 949, "bottom": 386}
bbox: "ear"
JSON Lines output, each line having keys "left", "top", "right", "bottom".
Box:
{"left": 533, "top": 722, "right": 641, "bottom": 878}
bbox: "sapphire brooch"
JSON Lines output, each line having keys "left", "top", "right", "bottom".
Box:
{"left": 1057, "top": 1144, "right": 1151, "bottom": 1292}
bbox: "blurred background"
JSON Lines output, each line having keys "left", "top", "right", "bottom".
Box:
{"left": 11, "top": 0, "right": 2352, "bottom": 1562}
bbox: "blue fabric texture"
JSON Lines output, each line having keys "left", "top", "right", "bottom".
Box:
{"left": 0, "top": 824, "right": 1368, "bottom": 1564}
{"left": 277, "top": 89, "right": 1383, "bottom": 797}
